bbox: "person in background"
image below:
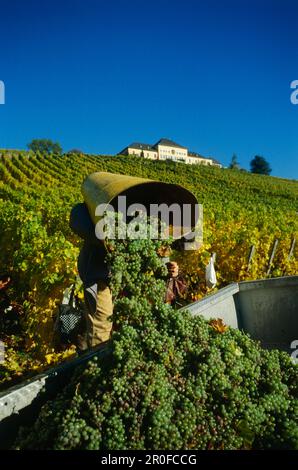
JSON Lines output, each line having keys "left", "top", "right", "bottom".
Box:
{"left": 165, "top": 261, "right": 188, "bottom": 307}
{"left": 157, "top": 244, "right": 188, "bottom": 307}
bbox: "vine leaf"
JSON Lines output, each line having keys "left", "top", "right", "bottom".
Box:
{"left": 209, "top": 318, "right": 229, "bottom": 333}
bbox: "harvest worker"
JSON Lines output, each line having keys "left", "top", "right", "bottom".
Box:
{"left": 69, "top": 203, "right": 187, "bottom": 352}
{"left": 70, "top": 202, "right": 112, "bottom": 352}
{"left": 164, "top": 261, "right": 188, "bottom": 307}
{"left": 157, "top": 245, "right": 188, "bottom": 307}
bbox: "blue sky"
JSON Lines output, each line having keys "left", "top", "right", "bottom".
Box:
{"left": 0, "top": 0, "right": 297, "bottom": 178}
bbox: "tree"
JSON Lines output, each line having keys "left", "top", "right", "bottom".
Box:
{"left": 28, "top": 139, "right": 62, "bottom": 155}
{"left": 229, "top": 154, "right": 240, "bottom": 170}
{"left": 250, "top": 155, "right": 272, "bottom": 175}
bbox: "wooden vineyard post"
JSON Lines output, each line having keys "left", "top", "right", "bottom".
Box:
{"left": 247, "top": 245, "right": 256, "bottom": 272}
{"left": 288, "top": 238, "right": 296, "bottom": 260}
{"left": 266, "top": 239, "right": 279, "bottom": 276}
{"left": 282, "top": 238, "right": 296, "bottom": 276}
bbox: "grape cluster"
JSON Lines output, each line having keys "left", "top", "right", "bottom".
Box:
{"left": 15, "top": 217, "right": 298, "bottom": 450}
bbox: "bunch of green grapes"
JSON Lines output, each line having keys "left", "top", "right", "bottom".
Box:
{"left": 15, "top": 217, "right": 298, "bottom": 450}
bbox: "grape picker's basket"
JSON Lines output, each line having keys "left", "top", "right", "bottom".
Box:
{"left": 81, "top": 171, "right": 200, "bottom": 245}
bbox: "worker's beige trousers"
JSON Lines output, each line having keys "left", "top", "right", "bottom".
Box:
{"left": 79, "top": 281, "right": 113, "bottom": 349}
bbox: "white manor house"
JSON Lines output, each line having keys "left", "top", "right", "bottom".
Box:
{"left": 118, "top": 138, "right": 222, "bottom": 168}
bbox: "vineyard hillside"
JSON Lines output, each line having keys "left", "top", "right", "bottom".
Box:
{"left": 0, "top": 150, "right": 297, "bottom": 386}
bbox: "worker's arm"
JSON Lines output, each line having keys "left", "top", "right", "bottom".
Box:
{"left": 70, "top": 203, "right": 109, "bottom": 285}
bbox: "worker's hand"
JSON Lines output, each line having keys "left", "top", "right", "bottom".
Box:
{"left": 166, "top": 261, "right": 179, "bottom": 278}
{"left": 0, "top": 276, "right": 11, "bottom": 291}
